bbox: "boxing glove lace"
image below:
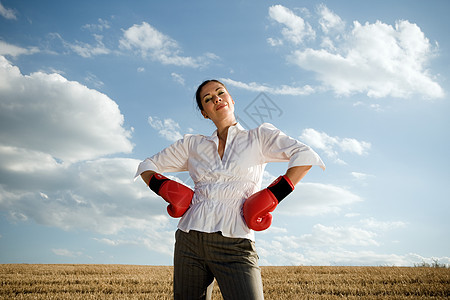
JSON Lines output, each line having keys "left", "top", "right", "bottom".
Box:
{"left": 243, "top": 175, "right": 294, "bottom": 231}
{"left": 149, "top": 173, "right": 194, "bottom": 218}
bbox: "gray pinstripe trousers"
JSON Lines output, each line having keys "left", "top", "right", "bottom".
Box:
{"left": 173, "top": 229, "right": 264, "bottom": 300}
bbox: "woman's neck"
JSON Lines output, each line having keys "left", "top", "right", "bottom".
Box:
{"left": 216, "top": 121, "right": 237, "bottom": 143}
{"left": 214, "top": 116, "right": 237, "bottom": 141}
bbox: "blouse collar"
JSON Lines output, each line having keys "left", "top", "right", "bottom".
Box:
{"left": 206, "top": 123, "right": 245, "bottom": 141}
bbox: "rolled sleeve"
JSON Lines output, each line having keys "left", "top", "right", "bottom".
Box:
{"left": 258, "top": 123, "right": 325, "bottom": 170}
{"left": 287, "top": 145, "right": 326, "bottom": 170}
{"left": 134, "top": 135, "right": 191, "bottom": 180}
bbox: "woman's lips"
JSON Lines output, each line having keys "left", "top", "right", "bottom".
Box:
{"left": 216, "top": 103, "right": 227, "bottom": 111}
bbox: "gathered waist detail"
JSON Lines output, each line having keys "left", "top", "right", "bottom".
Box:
{"left": 177, "top": 180, "right": 258, "bottom": 241}
{"left": 191, "top": 195, "right": 244, "bottom": 212}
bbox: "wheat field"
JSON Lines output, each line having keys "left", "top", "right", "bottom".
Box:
{"left": 1, "top": 264, "right": 449, "bottom": 299}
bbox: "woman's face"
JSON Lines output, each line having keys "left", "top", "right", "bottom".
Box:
{"left": 200, "top": 81, "right": 235, "bottom": 123}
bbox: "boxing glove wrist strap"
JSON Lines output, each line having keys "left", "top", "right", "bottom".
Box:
{"left": 149, "top": 173, "right": 169, "bottom": 194}
{"left": 267, "top": 175, "right": 294, "bottom": 203}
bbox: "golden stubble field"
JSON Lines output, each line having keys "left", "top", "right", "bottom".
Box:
{"left": 1, "top": 264, "right": 449, "bottom": 299}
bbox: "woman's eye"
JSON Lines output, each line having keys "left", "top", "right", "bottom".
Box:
{"left": 218, "top": 91, "right": 224, "bottom": 95}
{"left": 204, "top": 97, "right": 211, "bottom": 103}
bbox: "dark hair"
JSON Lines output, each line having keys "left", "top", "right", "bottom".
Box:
{"left": 195, "top": 79, "right": 227, "bottom": 111}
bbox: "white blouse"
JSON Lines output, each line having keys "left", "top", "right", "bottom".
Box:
{"left": 135, "top": 123, "right": 325, "bottom": 241}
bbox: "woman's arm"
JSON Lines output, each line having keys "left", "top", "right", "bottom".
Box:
{"left": 141, "top": 170, "right": 156, "bottom": 186}
{"left": 284, "top": 165, "right": 312, "bottom": 186}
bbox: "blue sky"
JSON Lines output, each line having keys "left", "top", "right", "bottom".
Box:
{"left": 0, "top": 0, "right": 449, "bottom": 266}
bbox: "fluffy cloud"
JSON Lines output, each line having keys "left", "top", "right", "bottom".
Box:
{"left": 148, "top": 116, "right": 183, "bottom": 142}
{"left": 317, "top": 3, "right": 345, "bottom": 34}
{"left": 278, "top": 182, "right": 363, "bottom": 216}
{"left": 262, "top": 248, "right": 450, "bottom": 267}
{"left": 299, "top": 128, "right": 370, "bottom": 164}
{"left": 0, "top": 56, "right": 132, "bottom": 163}
{"left": 0, "top": 2, "right": 17, "bottom": 20}
{"left": 268, "top": 5, "right": 315, "bottom": 45}
{"left": 351, "top": 171, "right": 374, "bottom": 184}
{"left": 297, "top": 224, "right": 379, "bottom": 247}
{"left": 261, "top": 170, "right": 362, "bottom": 216}
{"left": 119, "top": 22, "right": 217, "bottom": 67}
{"left": 67, "top": 34, "right": 111, "bottom": 58}
{"left": 0, "top": 56, "right": 174, "bottom": 243}
{"left": 269, "top": 4, "right": 444, "bottom": 99}
{"left": 256, "top": 218, "right": 444, "bottom": 266}
{"left": 51, "top": 33, "right": 111, "bottom": 58}
{"left": 171, "top": 72, "right": 185, "bottom": 86}
{"left": 52, "top": 248, "right": 83, "bottom": 258}
{"left": 0, "top": 40, "right": 39, "bottom": 57}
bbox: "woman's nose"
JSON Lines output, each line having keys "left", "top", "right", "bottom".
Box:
{"left": 213, "top": 95, "right": 222, "bottom": 103}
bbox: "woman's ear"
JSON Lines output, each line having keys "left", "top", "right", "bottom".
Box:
{"left": 201, "top": 111, "right": 209, "bottom": 119}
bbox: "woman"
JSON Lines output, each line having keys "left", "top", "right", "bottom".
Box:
{"left": 135, "top": 79, "right": 325, "bottom": 299}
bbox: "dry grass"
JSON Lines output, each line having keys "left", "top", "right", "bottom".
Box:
{"left": 261, "top": 266, "right": 449, "bottom": 299}
{"left": 1, "top": 264, "right": 449, "bottom": 299}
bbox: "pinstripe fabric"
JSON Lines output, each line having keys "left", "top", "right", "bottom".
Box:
{"left": 174, "top": 230, "right": 264, "bottom": 300}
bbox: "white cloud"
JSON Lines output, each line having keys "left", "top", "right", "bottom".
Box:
{"left": 262, "top": 226, "right": 288, "bottom": 234}
{"left": 94, "top": 238, "right": 121, "bottom": 246}
{"left": 267, "top": 37, "right": 283, "bottom": 47}
{"left": 64, "top": 34, "right": 111, "bottom": 58}
{"left": 269, "top": 4, "right": 444, "bottom": 99}
{"left": 350, "top": 171, "right": 371, "bottom": 186}
{"left": 257, "top": 239, "right": 450, "bottom": 266}
{"left": 0, "top": 53, "right": 191, "bottom": 260}
{"left": 84, "top": 71, "right": 104, "bottom": 88}
{"left": 360, "top": 217, "right": 407, "bottom": 231}
{"left": 52, "top": 248, "right": 83, "bottom": 258}
{"left": 0, "top": 2, "right": 17, "bottom": 20}
{"left": 82, "top": 18, "right": 111, "bottom": 31}
{"left": 317, "top": 3, "right": 345, "bottom": 34}
{"left": 295, "top": 250, "right": 439, "bottom": 266}
{"left": 0, "top": 145, "right": 64, "bottom": 175}
{"left": 268, "top": 5, "right": 315, "bottom": 45}
{"left": 345, "top": 212, "right": 360, "bottom": 218}
{"left": 261, "top": 169, "right": 361, "bottom": 216}
{"left": 281, "top": 224, "right": 379, "bottom": 249}
{"left": 299, "top": 128, "right": 370, "bottom": 164}
{"left": 278, "top": 182, "right": 363, "bottom": 216}
{"left": 47, "top": 32, "right": 110, "bottom": 58}
{"left": 220, "top": 78, "right": 314, "bottom": 96}
{"left": 94, "top": 221, "right": 176, "bottom": 256}
{"left": 0, "top": 56, "right": 133, "bottom": 163}
{"left": 148, "top": 116, "right": 183, "bottom": 142}
{"left": 119, "top": 22, "right": 217, "bottom": 67}
{"left": 0, "top": 154, "right": 172, "bottom": 235}
{"left": 255, "top": 218, "right": 439, "bottom": 266}
{"left": 0, "top": 40, "right": 39, "bottom": 57}
{"left": 340, "top": 138, "right": 371, "bottom": 155}
{"left": 351, "top": 171, "right": 373, "bottom": 182}
{"left": 171, "top": 72, "right": 185, "bottom": 85}
{"left": 0, "top": 56, "right": 175, "bottom": 243}
{"left": 353, "top": 101, "right": 384, "bottom": 112}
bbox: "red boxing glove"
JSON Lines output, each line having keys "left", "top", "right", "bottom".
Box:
{"left": 243, "top": 175, "right": 294, "bottom": 231}
{"left": 149, "top": 173, "right": 194, "bottom": 218}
